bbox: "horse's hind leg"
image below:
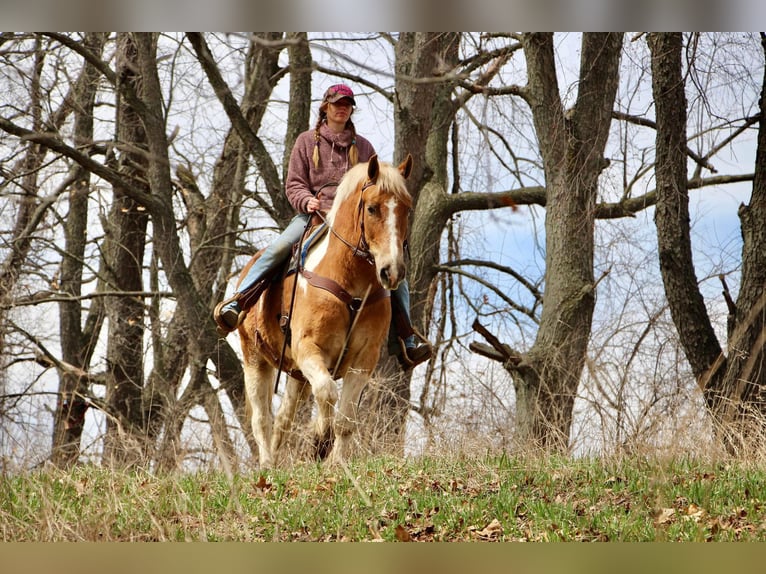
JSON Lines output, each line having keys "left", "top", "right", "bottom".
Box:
{"left": 271, "top": 376, "right": 311, "bottom": 463}
{"left": 243, "top": 356, "right": 276, "bottom": 469}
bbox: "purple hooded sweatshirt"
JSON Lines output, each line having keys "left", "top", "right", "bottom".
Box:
{"left": 285, "top": 122, "right": 376, "bottom": 214}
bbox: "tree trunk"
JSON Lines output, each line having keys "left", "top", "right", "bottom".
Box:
{"left": 651, "top": 33, "right": 766, "bottom": 450}
{"left": 649, "top": 33, "right": 724, "bottom": 397}
{"left": 721, "top": 33, "right": 766, "bottom": 426}
{"left": 102, "top": 33, "right": 151, "bottom": 467}
{"left": 514, "top": 33, "right": 623, "bottom": 451}
{"left": 51, "top": 33, "right": 108, "bottom": 467}
{"left": 359, "top": 33, "right": 461, "bottom": 450}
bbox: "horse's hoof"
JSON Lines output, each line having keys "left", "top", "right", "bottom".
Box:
{"left": 314, "top": 429, "right": 335, "bottom": 461}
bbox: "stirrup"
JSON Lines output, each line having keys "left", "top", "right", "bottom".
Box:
{"left": 213, "top": 299, "right": 246, "bottom": 337}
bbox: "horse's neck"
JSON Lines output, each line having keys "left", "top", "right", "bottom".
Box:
{"left": 308, "top": 206, "right": 377, "bottom": 289}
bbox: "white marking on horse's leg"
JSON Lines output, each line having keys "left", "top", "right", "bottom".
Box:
{"left": 271, "top": 376, "right": 310, "bottom": 461}
{"left": 243, "top": 359, "right": 275, "bottom": 469}
{"left": 329, "top": 368, "right": 370, "bottom": 465}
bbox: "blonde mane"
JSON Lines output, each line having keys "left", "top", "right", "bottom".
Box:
{"left": 326, "top": 159, "right": 412, "bottom": 225}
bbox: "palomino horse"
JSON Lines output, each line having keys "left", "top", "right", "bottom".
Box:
{"left": 238, "top": 154, "right": 413, "bottom": 467}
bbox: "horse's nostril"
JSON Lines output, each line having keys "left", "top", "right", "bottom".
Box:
{"left": 380, "top": 268, "right": 390, "bottom": 284}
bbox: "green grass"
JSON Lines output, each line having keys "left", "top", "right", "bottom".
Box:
{"left": 2, "top": 454, "right": 766, "bottom": 541}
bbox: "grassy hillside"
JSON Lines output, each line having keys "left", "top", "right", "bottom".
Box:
{"left": 2, "top": 454, "right": 766, "bottom": 541}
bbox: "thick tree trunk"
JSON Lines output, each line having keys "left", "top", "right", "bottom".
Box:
{"left": 514, "top": 33, "right": 623, "bottom": 451}
{"left": 650, "top": 33, "right": 766, "bottom": 450}
{"left": 721, "top": 32, "right": 766, "bottom": 423}
{"left": 102, "top": 34, "right": 151, "bottom": 467}
{"left": 358, "top": 33, "right": 461, "bottom": 449}
{"left": 649, "top": 33, "right": 724, "bottom": 397}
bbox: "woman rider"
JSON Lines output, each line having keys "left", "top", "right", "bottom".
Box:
{"left": 213, "top": 84, "right": 432, "bottom": 369}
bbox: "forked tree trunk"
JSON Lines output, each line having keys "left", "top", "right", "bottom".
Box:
{"left": 512, "top": 33, "right": 623, "bottom": 450}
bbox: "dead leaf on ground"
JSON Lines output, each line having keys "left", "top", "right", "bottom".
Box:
{"left": 254, "top": 475, "right": 272, "bottom": 491}
{"left": 471, "top": 518, "right": 504, "bottom": 540}
{"left": 394, "top": 524, "right": 412, "bottom": 542}
{"left": 654, "top": 507, "right": 675, "bottom": 525}
{"left": 684, "top": 503, "right": 705, "bottom": 522}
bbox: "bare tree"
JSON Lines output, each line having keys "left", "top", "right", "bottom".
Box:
{"left": 650, "top": 32, "right": 766, "bottom": 452}
{"left": 386, "top": 33, "right": 623, "bottom": 451}
{"left": 51, "top": 32, "right": 108, "bottom": 467}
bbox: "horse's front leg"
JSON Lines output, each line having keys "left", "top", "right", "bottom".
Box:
{"left": 297, "top": 346, "right": 339, "bottom": 460}
{"left": 328, "top": 368, "right": 369, "bottom": 466}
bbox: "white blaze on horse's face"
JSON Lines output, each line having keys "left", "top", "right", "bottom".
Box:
{"left": 364, "top": 185, "right": 410, "bottom": 291}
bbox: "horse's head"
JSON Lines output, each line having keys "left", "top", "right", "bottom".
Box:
{"left": 357, "top": 154, "right": 413, "bottom": 290}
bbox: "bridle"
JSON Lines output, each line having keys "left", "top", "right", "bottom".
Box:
{"left": 299, "top": 177, "right": 385, "bottom": 316}
{"left": 314, "top": 178, "right": 377, "bottom": 265}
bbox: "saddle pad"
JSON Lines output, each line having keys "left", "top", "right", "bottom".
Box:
{"left": 287, "top": 222, "right": 329, "bottom": 274}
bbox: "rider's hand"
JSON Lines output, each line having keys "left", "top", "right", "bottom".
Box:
{"left": 306, "top": 197, "right": 320, "bottom": 213}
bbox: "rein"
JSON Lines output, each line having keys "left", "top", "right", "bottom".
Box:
{"left": 273, "top": 215, "right": 313, "bottom": 393}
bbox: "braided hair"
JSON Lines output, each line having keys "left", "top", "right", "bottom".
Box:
{"left": 312, "top": 108, "right": 359, "bottom": 169}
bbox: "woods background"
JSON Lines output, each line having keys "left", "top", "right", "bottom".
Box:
{"left": 1, "top": 32, "right": 764, "bottom": 471}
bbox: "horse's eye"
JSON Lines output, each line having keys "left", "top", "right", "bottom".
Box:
{"left": 366, "top": 204, "right": 378, "bottom": 216}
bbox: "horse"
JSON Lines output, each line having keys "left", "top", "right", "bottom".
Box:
{"left": 237, "top": 154, "right": 414, "bottom": 468}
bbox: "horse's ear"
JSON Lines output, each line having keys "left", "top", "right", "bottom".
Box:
{"left": 367, "top": 154, "right": 379, "bottom": 181}
{"left": 398, "top": 154, "right": 413, "bottom": 180}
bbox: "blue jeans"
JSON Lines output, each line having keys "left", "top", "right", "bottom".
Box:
{"left": 224, "top": 212, "right": 415, "bottom": 348}
{"left": 224, "top": 213, "right": 310, "bottom": 308}
{"left": 392, "top": 279, "right": 415, "bottom": 348}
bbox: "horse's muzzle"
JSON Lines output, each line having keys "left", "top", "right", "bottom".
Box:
{"left": 378, "top": 262, "right": 405, "bottom": 290}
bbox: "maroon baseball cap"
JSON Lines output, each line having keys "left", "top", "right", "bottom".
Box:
{"left": 322, "top": 84, "right": 355, "bottom": 105}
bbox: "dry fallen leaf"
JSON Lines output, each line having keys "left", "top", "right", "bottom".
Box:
{"left": 655, "top": 507, "right": 675, "bottom": 525}
{"left": 394, "top": 524, "right": 412, "bottom": 542}
{"left": 473, "top": 518, "right": 504, "bottom": 540}
{"left": 684, "top": 503, "right": 705, "bottom": 522}
{"left": 254, "top": 475, "right": 271, "bottom": 491}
